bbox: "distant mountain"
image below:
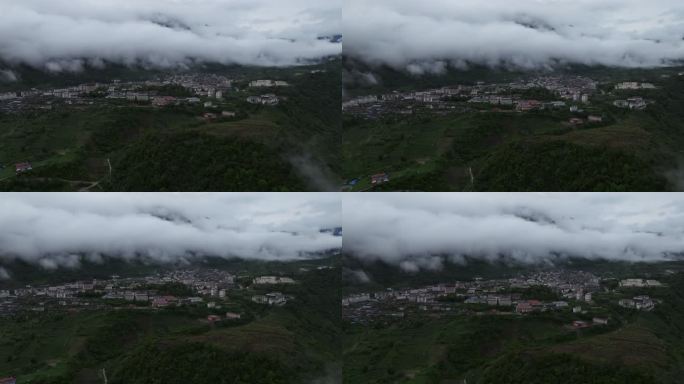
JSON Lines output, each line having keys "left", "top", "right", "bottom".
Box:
{"left": 146, "top": 14, "right": 193, "bottom": 31}
{"left": 0, "top": 254, "right": 341, "bottom": 289}
{"left": 342, "top": 254, "right": 684, "bottom": 292}
{"left": 320, "top": 227, "right": 343, "bottom": 236}
{"left": 342, "top": 55, "right": 684, "bottom": 96}
{"left": 319, "top": 34, "right": 343, "bottom": 44}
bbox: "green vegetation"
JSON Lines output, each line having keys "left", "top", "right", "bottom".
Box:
{"left": 342, "top": 260, "right": 684, "bottom": 384}
{"left": 0, "top": 60, "right": 341, "bottom": 191}
{"left": 112, "top": 342, "right": 292, "bottom": 384}
{"left": 343, "top": 66, "right": 684, "bottom": 191}
{"left": 474, "top": 141, "right": 667, "bottom": 191}
{"left": 0, "top": 258, "right": 341, "bottom": 383}
{"left": 479, "top": 353, "right": 656, "bottom": 384}
{"left": 107, "top": 131, "right": 305, "bottom": 191}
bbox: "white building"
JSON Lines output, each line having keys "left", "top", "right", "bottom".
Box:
{"left": 252, "top": 276, "right": 296, "bottom": 285}
{"left": 249, "top": 80, "right": 290, "bottom": 88}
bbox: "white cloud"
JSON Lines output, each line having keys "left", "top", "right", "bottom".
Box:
{"left": 0, "top": 193, "right": 341, "bottom": 267}
{"left": 344, "top": 0, "right": 684, "bottom": 71}
{"left": 0, "top": 0, "right": 341, "bottom": 70}
{"left": 343, "top": 193, "right": 684, "bottom": 269}
{"left": 0, "top": 70, "right": 18, "bottom": 82}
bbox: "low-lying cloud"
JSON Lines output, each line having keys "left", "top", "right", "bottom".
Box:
{"left": 0, "top": 193, "right": 341, "bottom": 269}
{"left": 344, "top": 0, "right": 684, "bottom": 72}
{"left": 343, "top": 193, "right": 684, "bottom": 271}
{"left": 0, "top": 0, "right": 341, "bottom": 70}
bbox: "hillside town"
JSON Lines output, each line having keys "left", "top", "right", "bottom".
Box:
{"left": 0, "top": 72, "right": 297, "bottom": 115}
{"left": 343, "top": 271, "right": 663, "bottom": 327}
{"left": 0, "top": 72, "right": 307, "bottom": 176}
{"left": 0, "top": 269, "right": 298, "bottom": 320}
{"left": 342, "top": 75, "right": 657, "bottom": 120}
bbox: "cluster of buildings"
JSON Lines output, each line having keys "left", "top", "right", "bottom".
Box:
{"left": 572, "top": 317, "right": 610, "bottom": 329}
{"left": 615, "top": 82, "right": 656, "bottom": 90}
{"left": 251, "top": 292, "right": 289, "bottom": 306}
{"left": 343, "top": 270, "right": 603, "bottom": 324}
{"left": 246, "top": 94, "right": 280, "bottom": 106}
{"left": 14, "top": 162, "right": 32, "bottom": 174}
{"left": 613, "top": 97, "right": 648, "bottom": 110}
{"left": 619, "top": 278, "right": 663, "bottom": 288}
{"left": 0, "top": 73, "right": 232, "bottom": 110}
{"left": 342, "top": 75, "right": 598, "bottom": 119}
{"left": 618, "top": 295, "right": 656, "bottom": 311}
{"left": 207, "top": 311, "right": 242, "bottom": 323}
{"left": 0, "top": 268, "right": 237, "bottom": 316}
{"left": 344, "top": 271, "right": 667, "bottom": 325}
{"left": 249, "top": 80, "right": 290, "bottom": 88}
{"left": 249, "top": 276, "right": 296, "bottom": 306}
{"left": 252, "top": 276, "right": 296, "bottom": 285}
{"left": 343, "top": 75, "right": 661, "bottom": 120}
{"left": 0, "top": 269, "right": 306, "bottom": 318}
{"left": 370, "top": 173, "right": 390, "bottom": 185}
{"left": 0, "top": 73, "right": 290, "bottom": 115}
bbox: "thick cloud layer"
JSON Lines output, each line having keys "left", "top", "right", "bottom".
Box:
{"left": 0, "top": 193, "right": 341, "bottom": 268}
{"left": 344, "top": 0, "right": 684, "bottom": 72}
{"left": 343, "top": 193, "right": 684, "bottom": 271}
{"left": 0, "top": 0, "right": 341, "bottom": 70}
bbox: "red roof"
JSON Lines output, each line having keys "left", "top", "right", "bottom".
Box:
{"left": 14, "top": 163, "right": 33, "bottom": 172}
{"left": 371, "top": 173, "right": 389, "bottom": 184}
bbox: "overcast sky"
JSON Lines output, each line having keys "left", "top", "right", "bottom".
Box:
{"left": 343, "top": 193, "right": 684, "bottom": 271}
{"left": 0, "top": 193, "right": 341, "bottom": 271}
{"left": 0, "top": 0, "right": 340, "bottom": 71}
{"left": 344, "top": 0, "right": 684, "bottom": 73}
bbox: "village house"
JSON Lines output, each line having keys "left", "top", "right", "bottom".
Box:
{"left": 248, "top": 80, "right": 290, "bottom": 88}
{"left": 202, "top": 112, "right": 218, "bottom": 121}
{"left": 587, "top": 115, "right": 603, "bottom": 123}
{"left": 516, "top": 301, "right": 534, "bottom": 314}
{"left": 246, "top": 94, "right": 279, "bottom": 106}
{"left": 615, "top": 98, "right": 648, "bottom": 110}
{"left": 252, "top": 276, "right": 296, "bottom": 285}
{"left": 619, "top": 278, "right": 662, "bottom": 288}
{"left": 517, "top": 100, "right": 542, "bottom": 112}
{"left": 152, "top": 96, "right": 176, "bottom": 107}
{"left": 619, "top": 295, "right": 655, "bottom": 311}
{"left": 615, "top": 82, "right": 656, "bottom": 90}
{"left": 225, "top": 312, "right": 241, "bottom": 320}
{"left": 252, "top": 292, "right": 287, "bottom": 306}
{"left": 569, "top": 118, "right": 584, "bottom": 126}
{"left": 15, "top": 162, "right": 32, "bottom": 174}
{"left": 593, "top": 317, "right": 609, "bottom": 325}
{"left": 613, "top": 100, "right": 629, "bottom": 108}
{"left": 371, "top": 173, "right": 390, "bottom": 185}
{"left": 0, "top": 377, "right": 16, "bottom": 384}
{"left": 152, "top": 296, "right": 177, "bottom": 308}
{"left": 207, "top": 315, "right": 221, "bottom": 323}
{"left": 627, "top": 97, "right": 647, "bottom": 110}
